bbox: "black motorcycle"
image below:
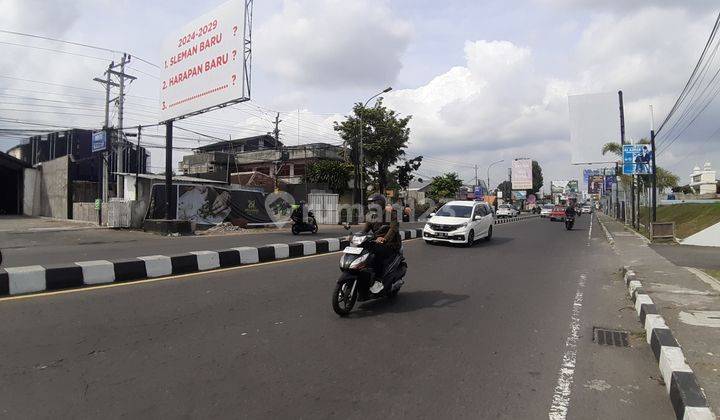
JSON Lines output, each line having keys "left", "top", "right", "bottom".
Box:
{"left": 332, "top": 228, "right": 407, "bottom": 316}
{"left": 565, "top": 215, "right": 575, "bottom": 230}
{"left": 291, "top": 211, "right": 318, "bottom": 235}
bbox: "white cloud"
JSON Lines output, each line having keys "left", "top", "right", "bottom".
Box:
{"left": 255, "top": 0, "right": 412, "bottom": 88}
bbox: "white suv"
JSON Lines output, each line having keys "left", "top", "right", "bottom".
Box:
{"left": 496, "top": 204, "right": 519, "bottom": 218}
{"left": 423, "top": 201, "right": 494, "bottom": 246}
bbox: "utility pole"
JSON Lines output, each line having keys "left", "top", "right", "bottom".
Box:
{"left": 136, "top": 125, "right": 141, "bottom": 201}
{"left": 109, "top": 54, "right": 135, "bottom": 198}
{"left": 93, "top": 61, "right": 117, "bottom": 204}
{"left": 619, "top": 90, "right": 634, "bottom": 227}
{"left": 273, "top": 113, "right": 282, "bottom": 191}
{"left": 474, "top": 164, "right": 479, "bottom": 187}
{"left": 650, "top": 105, "right": 658, "bottom": 224}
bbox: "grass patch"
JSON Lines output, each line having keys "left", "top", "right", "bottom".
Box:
{"left": 702, "top": 269, "right": 720, "bottom": 281}
{"left": 638, "top": 203, "right": 720, "bottom": 239}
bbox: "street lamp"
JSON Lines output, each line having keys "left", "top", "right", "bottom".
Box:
{"left": 487, "top": 159, "right": 504, "bottom": 194}
{"left": 359, "top": 86, "right": 392, "bottom": 206}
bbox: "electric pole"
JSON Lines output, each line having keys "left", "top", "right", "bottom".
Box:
{"left": 93, "top": 61, "right": 117, "bottom": 204}
{"left": 109, "top": 54, "right": 136, "bottom": 198}
{"left": 273, "top": 113, "right": 282, "bottom": 190}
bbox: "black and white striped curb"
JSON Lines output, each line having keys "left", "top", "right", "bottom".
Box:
{"left": 0, "top": 229, "right": 424, "bottom": 298}
{"left": 623, "top": 267, "right": 716, "bottom": 420}
{"left": 494, "top": 214, "right": 540, "bottom": 224}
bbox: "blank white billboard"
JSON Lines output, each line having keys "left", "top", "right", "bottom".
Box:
{"left": 160, "top": 0, "right": 248, "bottom": 121}
{"left": 568, "top": 92, "right": 620, "bottom": 165}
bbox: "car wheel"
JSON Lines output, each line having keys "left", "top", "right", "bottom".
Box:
{"left": 485, "top": 225, "right": 493, "bottom": 241}
{"left": 465, "top": 230, "right": 475, "bottom": 247}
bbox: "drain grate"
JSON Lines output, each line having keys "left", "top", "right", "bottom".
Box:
{"left": 593, "top": 327, "right": 629, "bottom": 347}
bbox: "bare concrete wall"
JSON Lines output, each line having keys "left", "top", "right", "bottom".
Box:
{"left": 23, "top": 168, "right": 41, "bottom": 216}
{"left": 39, "top": 156, "right": 70, "bottom": 218}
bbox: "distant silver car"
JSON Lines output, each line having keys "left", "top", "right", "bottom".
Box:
{"left": 581, "top": 205, "right": 592, "bottom": 214}
{"left": 496, "top": 204, "right": 519, "bottom": 218}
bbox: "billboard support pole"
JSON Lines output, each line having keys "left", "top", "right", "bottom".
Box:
{"left": 620, "top": 90, "right": 634, "bottom": 227}
{"left": 650, "top": 129, "right": 657, "bottom": 223}
{"left": 165, "top": 120, "right": 174, "bottom": 220}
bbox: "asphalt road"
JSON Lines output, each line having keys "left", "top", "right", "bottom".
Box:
{"left": 0, "top": 216, "right": 672, "bottom": 419}
{"left": 0, "top": 222, "right": 422, "bottom": 267}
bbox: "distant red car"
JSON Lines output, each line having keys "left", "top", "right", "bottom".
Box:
{"left": 549, "top": 205, "right": 566, "bottom": 221}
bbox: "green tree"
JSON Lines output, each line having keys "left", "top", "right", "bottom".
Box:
{"left": 397, "top": 156, "right": 423, "bottom": 190}
{"left": 304, "top": 159, "right": 354, "bottom": 195}
{"left": 334, "top": 99, "right": 412, "bottom": 197}
{"left": 497, "top": 180, "right": 512, "bottom": 201}
{"left": 529, "top": 160, "right": 544, "bottom": 194}
{"left": 428, "top": 172, "right": 463, "bottom": 202}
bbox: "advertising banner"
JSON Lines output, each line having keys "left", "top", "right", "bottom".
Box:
{"left": 512, "top": 190, "right": 527, "bottom": 200}
{"left": 160, "top": 0, "right": 248, "bottom": 121}
{"left": 567, "top": 180, "right": 579, "bottom": 193}
{"left": 551, "top": 180, "right": 567, "bottom": 194}
{"left": 146, "top": 184, "right": 273, "bottom": 226}
{"left": 511, "top": 159, "right": 533, "bottom": 190}
{"left": 623, "top": 144, "right": 653, "bottom": 175}
{"left": 474, "top": 185, "right": 485, "bottom": 201}
{"left": 568, "top": 92, "right": 620, "bottom": 165}
{"left": 604, "top": 175, "right": 615, "bottom": 193}
{"left": 588, "top": 175, "right": 604, "bottom": 194}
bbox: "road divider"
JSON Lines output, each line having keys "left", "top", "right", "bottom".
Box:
{"left": 0, "top": 229, "right": 427, "bottom": 298}
{"left": 0, "top": 216, "right": 539, "bottom": 299}
{"left": 494, "top": 214, "right": 539, "bottom": 224}
{"left": 622, "top": 267, "right": 715, "bottom": 420}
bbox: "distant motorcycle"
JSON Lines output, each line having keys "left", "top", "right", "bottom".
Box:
{"left": 291, "top": 210, "right": 318, "bottom": 235}
{"left": 565, "top": 215, "right": 575, "bottom": 230}
{"left": 332, "top": 227, "right": 407, "bottom": 316}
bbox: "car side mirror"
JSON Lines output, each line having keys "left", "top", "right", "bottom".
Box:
{"left": 473, "top": 215, "right": 481, "bottom": 221}
{"left": 429, "top": 213, "right": 435, "bottom": 217}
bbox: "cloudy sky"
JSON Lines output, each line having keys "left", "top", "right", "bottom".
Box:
{"left": 1, "top": 0, "right": 718, "bottom": 190}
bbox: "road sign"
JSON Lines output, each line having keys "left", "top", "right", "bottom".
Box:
{"left": 91, "top": 131, "right": 107, "bottom": 153}
{"left": 160, "top": 0, "right": 249, "bottom": 121}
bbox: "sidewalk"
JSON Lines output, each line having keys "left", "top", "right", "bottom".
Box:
{"left": 598, "top": 213, "right": 720, "bottom": 416}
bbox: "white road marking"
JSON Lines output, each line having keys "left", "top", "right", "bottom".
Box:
{"left": 548, "top": 273, "right": 587, "bottom": 420}
{"left": 587, "top": 214, "right": 593, "bottom": 245}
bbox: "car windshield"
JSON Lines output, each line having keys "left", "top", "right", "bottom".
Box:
{"left": 499, "top": 205, "right": 510, "bottom": 209}
{"left": 543, "top": 205, "right": 554, "bottom": 209}
{"left": 435, "top": 205, "right": 472, "bottom": 218}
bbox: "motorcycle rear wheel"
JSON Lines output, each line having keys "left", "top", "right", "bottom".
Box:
{"left": 332, "top": 279, "right": 357, "bottom": 316}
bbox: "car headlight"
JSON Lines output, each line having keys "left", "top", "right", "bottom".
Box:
{"left": 349, "top": 253, "right": 370, "bottom": 269}
{"left": 459, "top": 222, "right": 468, "bottom": 228}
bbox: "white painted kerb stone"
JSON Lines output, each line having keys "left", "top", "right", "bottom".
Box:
{"left": 190, "top": 251, "right": 220, "bottom": 271}
{"left": 6, "top": 265, "right": 46, "bottom": 295}
{"left": 76, "top": 260, "right": 115, "bottom": 284}
{"left": 138, "top": 255, "right": 172, "bottom": 278}
{"left": 298, "top": 241, "right": 316, "bottom": 255}
{"left": 233, "top": 247, "right": 259, "bottom": 264}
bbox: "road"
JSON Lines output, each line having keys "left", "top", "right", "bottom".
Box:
{"left": 0, "top": 222, "right": 421, "bottom": 267}
{"left": 0, "top": 216, "right": 672, "bottom": 419}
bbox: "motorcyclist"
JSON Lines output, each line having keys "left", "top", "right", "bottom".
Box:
{"left": 360, "top": 194, "right": 401, "bottom": 294}
{"left": 565, "top": 200, "right": 577, "bottom": 220}
{"left": 291, "top": 201, "right": 305, "bottom": 223}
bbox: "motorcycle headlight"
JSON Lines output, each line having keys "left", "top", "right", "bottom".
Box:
{"left": 349, "top": 253, "right": 370, "bottom": 269}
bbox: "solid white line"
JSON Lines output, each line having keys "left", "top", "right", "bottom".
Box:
{"left": 587, "top": 214, "right": 593, "bottom": 245}
{"left": 548, "top": 274, "right": 587, "bottom": 420}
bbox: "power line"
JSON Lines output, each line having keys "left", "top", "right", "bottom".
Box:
{"left": 0, "top": 29, "right": 159, "bottom": 69}
{"left": 656, "top": 12, "right": 720, "bottom": 137}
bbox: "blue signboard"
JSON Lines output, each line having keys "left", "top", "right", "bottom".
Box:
{"left": 474, "top": 186, "right": 484, "bottom": 200}
{"left": 604, "top": 175, "right": 615, "bottom": 192}
{"left": 623, "top": 144, "right": 653, "bottom": 175}
{"left": 92, "top": 131, "right": 107, "bottom": 153}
